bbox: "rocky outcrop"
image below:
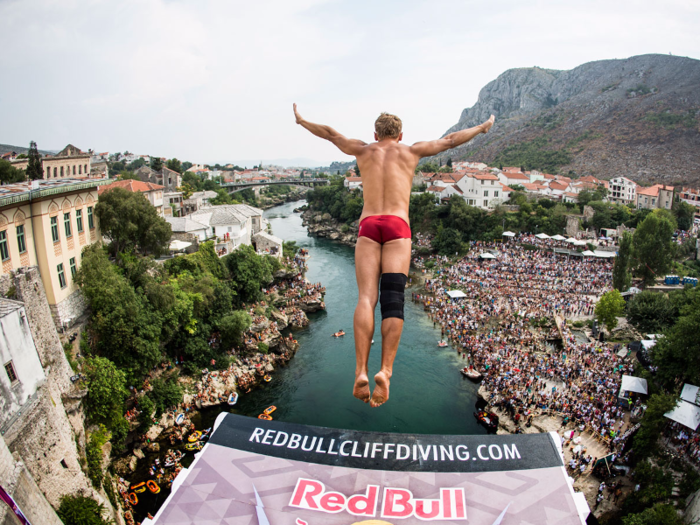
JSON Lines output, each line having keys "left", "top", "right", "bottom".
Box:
{"left": 301, "top": 210, "right": 358, "bottom": 246}
{"left": 433, "top": 54, "right": 700, "bottom": 185}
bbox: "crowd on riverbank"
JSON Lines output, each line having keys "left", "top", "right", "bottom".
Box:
{"left": 413, "top": 240, "right": 641, "bottom": 452}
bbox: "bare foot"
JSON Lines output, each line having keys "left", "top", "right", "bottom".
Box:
{"left": 481, "top": 114, "right": 495, "bottom": 133}
{"left": 370, "top": 371, "right": 391, "bottom": 407}
{"left": 353, "top": 373, "right": 370, "bottom": 403}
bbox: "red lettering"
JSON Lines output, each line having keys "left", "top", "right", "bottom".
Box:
{"left": 290, "top": 479, "right": 323, "bottom": 509}
{"left": 454, "top": 488, "right": 466, "bottom": 519}
{"left": 347, "top": 485, "right": 379, "bottom": 517}
{"left": 442, "top": 488, "right": 452, "bottom": 519}
{"left": 415, "top": 499, "right": 441, "bottom": 520}
{"left": 382, "top": 488, "right": 414, "bottom": 519}
{"left": 320, "top": 492, "right": 346, "bottom": 513}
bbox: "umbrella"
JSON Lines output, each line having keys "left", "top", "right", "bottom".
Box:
{"left": 551, "top": 234, "right": 566, "bottom": 241}
{"left": 169, "top": 240, "right": 192, "bottom": 251}
{"left": 572, "top": 444, "right": 583, "bottom": 454}
{"left": 535, "top": 233, "right": 550, "bottom": 239}
{"left": 565, "top": 237, "right": 578, "bottom": 243}
{"left": 502, "top": 231, "right": 516, "bottom": 237}
{"left": 479, "top": 253, "right": 496, "bottom": 259}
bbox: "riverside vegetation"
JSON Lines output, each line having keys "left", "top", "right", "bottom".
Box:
{"left": 64, "top": 187, "right": 312, "bottom": 524}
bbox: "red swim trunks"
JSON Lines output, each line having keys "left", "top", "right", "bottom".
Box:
{"left": 358, "top": 215, "right": 411, "bottom": 244}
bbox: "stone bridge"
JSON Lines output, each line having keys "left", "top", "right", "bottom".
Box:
{"left": 221, "top": 178, "right": 329, "bottom": 194}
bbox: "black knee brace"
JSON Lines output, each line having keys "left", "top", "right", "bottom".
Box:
{"left": 380, "top": 273, "right": 407, "bottom": 320}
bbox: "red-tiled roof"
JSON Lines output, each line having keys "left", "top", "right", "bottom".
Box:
{"left": 549, "top": 181, "right": 569, "bottom": 191}
{"left": 474, "top": 173, "right": 499, "bottom": 180}
{"left": 346, "top": 177, "right": 362, "bottom": 182}
{"left": 98, "top": 179, "right": 164, "bottom": 195}
{"left": 505, "top": 172, "right": 529, "bottom": 181}
{"left": 501, "top": 185, "right": 515, "bottom": 192}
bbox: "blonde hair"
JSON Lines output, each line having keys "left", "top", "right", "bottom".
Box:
{"left": 375, "top": 113, "right": 402, "bottom": 140}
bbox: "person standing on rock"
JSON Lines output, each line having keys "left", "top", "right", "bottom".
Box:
{"left": 294, "top": 104, "right": 494, "bottom": 406}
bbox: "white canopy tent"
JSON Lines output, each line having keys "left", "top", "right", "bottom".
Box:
{"left": 619, "top": 375, "right": 648, "bottom": 396}
{"left": 535, "top": 233, "right": 550, "bottom": 239}
{"left": 582, "top": 250, "right": 596, "bottom": 257}
{"left": 593, "top": 250, "right": 617, "bottom": 258}
{"left": 665, "top": 400, "right": 700, "bottom": 431}
{"left": 681, "top": 384, "right": 700, "bottom": 405}
{"left": 573, "top": 240, "right": 588, "bottom": 246}
{"left": 565, "top": 237, "right": 578, "bottom": 243}
{"left": 446, "top": 290, "right": 467, "bottom": 299}
{"left": 641, "top": 340, "right": 657, "bottom": 351}
{"left": 502, "top": 231, "right": 516, "bottom": 237}
{"left": 551, "top": 234, "right": 566, "bottom": 241}
{"left": 169, "top": 240, "right": 192, "bottom": 252}
{"left": 479, "top": 252, "right": 496, "bottom": 259}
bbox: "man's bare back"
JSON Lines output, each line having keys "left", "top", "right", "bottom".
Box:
{"left": 294, "top": 104, "right": 494, "bottom": 407}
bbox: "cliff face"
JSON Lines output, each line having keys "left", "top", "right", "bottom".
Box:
{"left": 436, "top": 54, "right": 700, "bottom": 185}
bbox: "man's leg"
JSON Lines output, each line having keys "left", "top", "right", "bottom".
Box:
{"left": 371, "top": 238, "right": 411, "bottom": 407}
{"left": 353, "top": 236, "right": 382, "bottom": 402}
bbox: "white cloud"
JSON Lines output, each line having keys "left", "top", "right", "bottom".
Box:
{"left": 0, "top": 0, "right": 698, "bottom": 165}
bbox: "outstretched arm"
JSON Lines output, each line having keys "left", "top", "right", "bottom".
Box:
{"left": 294, "top": 103, "right": 367, "bottom": 156}
{"left": 410, "top": 115, "right": 495, "bottom": 159}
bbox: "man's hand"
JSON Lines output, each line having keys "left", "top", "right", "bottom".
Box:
{"left": 293, "top": 103, "right": 304, "bottom": 124}
{"left": 480, "top": 115, "right": 495, "bottom": 133}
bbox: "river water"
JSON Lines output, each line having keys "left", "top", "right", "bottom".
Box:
{"left": 232, "top": 200, "right": 485, "bottom": 435}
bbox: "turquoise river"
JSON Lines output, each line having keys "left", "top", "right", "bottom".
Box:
{"left": 231, "top": 200, "right": 485, "bottom": 435}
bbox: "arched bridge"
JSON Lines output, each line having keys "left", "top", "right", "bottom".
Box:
{"left": 221, "top": 178, "right": 329, "bottom": 194}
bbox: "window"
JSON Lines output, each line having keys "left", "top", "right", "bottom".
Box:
{"left": 494, "top": 191, "right": 499, "bottom": 198}
{"left": 53, "top": 167, "right": 57, "bottom": 178}
{"left": 69, "top": 257, "right": 76, "bottom": 277}
{"left": 76, "top": 209, "right": 83, "bottom": 233}
{"left": 57, "top": 263, "right": 66, "bottom": 288}
{"left": 64, "top": 212, "right": 72, "bottom": 238}
{"left": 483, "top": 200, "right": 488, "bottom": 207}
{"left": 73, "top": 165, "right": 76, "bottom": 175}
{"left": 0, "top": 231, "right": 8, "bottom": 261}
{"left": 484, "top": 191, "right": 489, "bottom": 197}
{"left": 87, "top": 207, "right": 94, "bottom": 229}
{"left": 16, "top": 225, "right": 26, "bottom": 253}
{"left": 51, "top": 217, "right": 59, "bottom": 242}
{"left": 60, "top": 166, "right": 64, "bottom": 177}
{"left": 78, "top": 165, "right": 82, "bottom": 175}
{"left": 84, "top": 164, "right": 88, "bottom": 174}
{"left": 4, "top": 361, "right": 18, "bottom": 383}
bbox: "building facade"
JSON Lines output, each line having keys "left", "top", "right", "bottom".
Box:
{"left": 608, "top": 176, "right": 638, "bottom": 205}
{"left": 635, "top": 184, "right": 674, "bottom": 210}
{"left": 0, "top": 179, "right": 108, "bottom": 327}
{"left": 11, "top": 144, "right": 95, "bottom": 180}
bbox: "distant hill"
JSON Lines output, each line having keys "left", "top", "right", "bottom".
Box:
{"left": 316, "top": 160, "right": 356, "bottom": 175}
{"left": 431, "top": 54, "right": 700, "bottom": 186}
{"left": 0, "top": 143, "right": 57, "bottom": 156}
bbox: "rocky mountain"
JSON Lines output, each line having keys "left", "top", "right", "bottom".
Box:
{"left": 433, "top": 54, "right": 700, "bottom": 186}
{"left": 0, "top": 143, "right": 56, "bottom": 156}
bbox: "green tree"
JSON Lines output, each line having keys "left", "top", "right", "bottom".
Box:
{"left": 57, "top": 494, "right": 113, "bottom": 525}
{"left": 86, "top": 425, "right": 110, "bottom": 488}
{"left": 0, "top": 159, "right": 27, "bottom": 184}
{"left": 151, "top": 157, "right": 163, "bottom": 171}
{"left": 83, "top": 356, "right": 128, "bottom": 423}
{"left": 431, "top": 225, "right": 463, "bottom": 256}
{"left": 627, "top": 291, "right": 676, "bottom": 333}
{"left": 96, "top": 187, "right": 172, "bottom": 256}
{"left": 181, "top": 161, "right": 193, "bottom": 171}
{"left": 117, "top": 170, "right": 139, "bottom": 180}
{"left": 622, "top": 504, "right": 683, "bottom": 525}
{"left": 218, "top": 311, "right": 252, "bottom": 350}
{"left": 612, "top": 231, "right": 632, "bottom": 291}
{"left": 632, "top": 212, "right": 675, "bottom": 286}
{"left": 166, "top": 158, "right": 182, "bottom": 173}
{"left": 632, "top": 393, "right": 678, "bottom": 458}
{"left": 652, "top": 288, "right": 700, "bottom": 388}
{"left": 75, "top": 245, "right": 163, "bottom": 379}
{"left": 224, "top": 244, "right": 273, "bottom": 305}
{"left": 595, "top": 289, "right": 626, "bottom": 332}
{"left": 137, "top": 394, "right": 156, "bottom": 433}
{"left": 26, "top": 140, "right": 44, "bottom": 180}
{"left": 673, "top": 200, "right": 696, "bottom": 231}
{"left": 446, "top": 157, "right": 453, "bottom": 168}
{"left": 149, "top": 375, "right": 183, "bottom": 416}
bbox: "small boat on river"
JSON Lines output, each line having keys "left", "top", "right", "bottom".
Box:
{"left": 264, "top": 374, "right": 272, "bottom": 382}
{"left": 264, "top": 406, "right": 277, "bottom": 415}
{"left": 228, "top": 393, "right": 238, "bottom": 405}
{"left": 474, "top": 410, "right": 499, "bottom": 432}
{"left": 188, "top": 431, "right": 202, "bottom": 443}
{"left": 437, "top": 340, "right": 448, "bottom": 347}
{"left": 258, "top": 414, "right": 273, "bottom": 420}
{"left": 185, "top": 442, "right": 203, "bottom": 451}
{"left": 175, "top": 413, "right": 185, "bottom": 425}
{"left": 128, "top": 492, "right": 138, "bottom": 505}
{"left": 461, "top": 366, "right": 483, "bottom": 381}
{"left": 147, "top": 480, "right": 160, "bottom": 494}
{"left": 332, "top": 330, "right": 345, "bottom": 338}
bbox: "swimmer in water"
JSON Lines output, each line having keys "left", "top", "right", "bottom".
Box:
{"left": 294, "top": 104, "right": 494, "bottom": 406}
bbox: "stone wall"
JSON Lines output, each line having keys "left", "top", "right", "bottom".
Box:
{"left": 171, "top": 232, "right": 200, "bottom": 254}
{"left": 50, "top": 288, "right": 88, "bottom": 330}
{"left": 566, "top": 215, "right": 582, "bottom": 237}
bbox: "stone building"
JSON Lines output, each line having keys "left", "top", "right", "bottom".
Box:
{"left": 0, "top": 268, "right": 115, "bottom": 524}
{"left": 11, "top": 144, "right": 97, "bottom": 180}
{"left": 0, "top": 179, "right": 108, "bottom": 328}
{"left": 608, "top": 176, "right": 638, "bottom": 205}
{"left": 98, "top": 179, "right": 165, "bottom": 215}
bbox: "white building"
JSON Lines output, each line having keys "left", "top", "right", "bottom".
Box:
{"left": 455, "top": 172, "right": 508, "bottom": 209}
{"left": 609, "top": 177, "right": 638, "bottom": 205}
{"left": 189, "top": 204, "right": 264, "bottom": 256}
{"left": 0, "top": 299, "right": 46, "bottom": 430}
{"left": 165, "top": 217, "right": 213, "bottom": 242}
{"left": 496, "top": 170, "right": 530, "bottom": 188}
{"left": 344, "top": 177, "right": 363, "bottom": 190}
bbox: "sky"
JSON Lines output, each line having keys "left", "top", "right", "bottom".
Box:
{"left": 1, "top": 0, "right": 699, "bottom": 167}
